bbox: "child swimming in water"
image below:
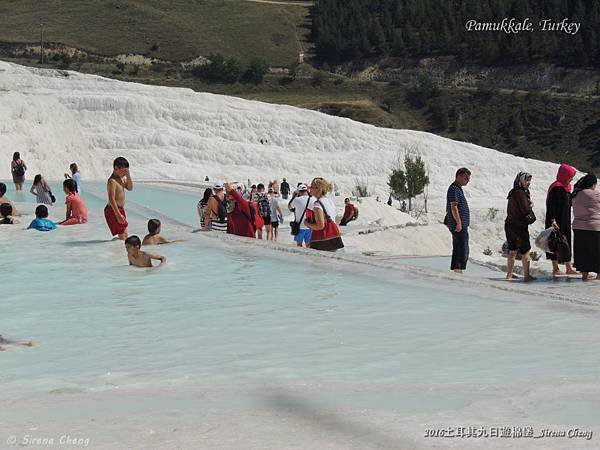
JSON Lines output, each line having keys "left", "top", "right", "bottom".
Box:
{"left": 125, "top": 235, "right": 166, "bottom": 267}
{"left": 142, "top": 219, "right": 186, "bottom": 245}
{"left": 27, "top": 205, "right": 56, "bottom": 231}
{"left": 0, "top": 334, "right": 33, "bottom": 351}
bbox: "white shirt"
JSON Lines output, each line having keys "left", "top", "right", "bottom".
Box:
{"left": 72, "top": 172, "right": 82, "bottom": 193}
{"left": 290, "top": 195, "right": 315, "bottom": 230}
{"left": 310, "top": 196, "right": 336, "bottom": 220}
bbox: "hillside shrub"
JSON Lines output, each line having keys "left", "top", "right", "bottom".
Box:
{"left": 192, "top": 53, "right": 244, "bottom": 84}
{"left": 242, "top": 57, "right": 269, "bottom": 84}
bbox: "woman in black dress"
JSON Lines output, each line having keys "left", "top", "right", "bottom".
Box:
{"left": 545, "top": 163, "right": 577, "bottom": 276}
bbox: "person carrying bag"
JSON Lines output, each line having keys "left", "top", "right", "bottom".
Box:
{"left": 304, "top": 177, "right": 344, "bottom": 252}
{"left": 290, "top": 197, "right": 309, "bottom": 236}
{"left": 309, "top": 199, "right": 344, "bottom": 251}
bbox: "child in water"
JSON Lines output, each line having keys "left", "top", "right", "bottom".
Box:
{"left": 59, "top": 179, "right": 88, "bottom": 225}
{"left": 0, "top": 203, "right": 19, "bottom": 224}
{"left": 142, "top": 219, "right": 185, "bottom": 245}
{"left": 0, "top": 182, "right": 19, "bottom": 216}
{"left": 0, "top": 334, "right": 33, "bottom": 351}
{"left": 27, "top": 205, "right": 56, "bottom": 231}
{"left": 125, "top": 235, "right": 166, "bottom": 267}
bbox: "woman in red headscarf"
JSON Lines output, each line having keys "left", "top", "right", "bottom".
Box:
{"left": 545, "top": 163, "right": 577, "bottom": 276}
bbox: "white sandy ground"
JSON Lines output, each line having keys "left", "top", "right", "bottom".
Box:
{"left": 3, "top": 380, "right": 599, "bottom": 450}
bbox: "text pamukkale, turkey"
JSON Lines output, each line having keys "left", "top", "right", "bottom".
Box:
{"left": 465, "top": 18, "right": 581, "bottom": 35}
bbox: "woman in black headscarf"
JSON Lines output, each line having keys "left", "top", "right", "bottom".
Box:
{"left": 505, "top": 172, "right": 536, "bottom": 281}
{"left": 571, "top": 173, "right": 600, "bottom": 281}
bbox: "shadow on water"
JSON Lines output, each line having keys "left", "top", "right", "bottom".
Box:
{"left": 61, "top": 239, "right": 115, "bottom": 247}
{"left": 256, "top": 389, "right": 414, "bottom": 450}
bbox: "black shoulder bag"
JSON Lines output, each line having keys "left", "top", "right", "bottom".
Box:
{"left": 290, "top": 197, "right": 310, "bottom": 236}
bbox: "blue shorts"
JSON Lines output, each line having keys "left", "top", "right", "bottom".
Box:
{"left": 294, "top": 228, "right": 312, "bottom": 244}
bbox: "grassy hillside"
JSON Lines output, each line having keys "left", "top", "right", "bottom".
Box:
{"left": 0, "top": 0, "right": 310, "bottom": 65}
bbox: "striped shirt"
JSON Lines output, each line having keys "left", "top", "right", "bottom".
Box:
{"left": 446, "top": 182, "right": 470, "bottom": 229}
{"left": 31, "top": 183, "right": 53, "bottom": 205}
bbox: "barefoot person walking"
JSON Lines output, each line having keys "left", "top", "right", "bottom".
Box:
{"left": 104, "top": 157, "right": 133, "bottom": 240}
{"left": 571, "top": 173, "right": 600, "bottom": 281}
{"left": 505, "top": 172, "right": 536, "bottom": 282}
{"left": 545, "top": 163, "right": 577, "bottom": 276}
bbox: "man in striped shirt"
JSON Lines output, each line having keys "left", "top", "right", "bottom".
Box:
{"left": 446, "top": 168, "right": 471, "bottom": 273}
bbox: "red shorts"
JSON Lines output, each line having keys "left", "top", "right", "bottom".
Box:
{"left": 104, "top": 205, "right": 128, "bottom": 236}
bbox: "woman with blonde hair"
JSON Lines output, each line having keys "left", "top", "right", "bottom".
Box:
{"left": 304, "top": 177, "right": 344, "bottom": 251}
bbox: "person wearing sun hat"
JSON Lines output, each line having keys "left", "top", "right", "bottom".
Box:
{"left": 545, "top": 163, "right": 578, "bottom": 276}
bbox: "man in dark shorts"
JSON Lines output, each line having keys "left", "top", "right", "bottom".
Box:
{"left": 445, "top": 168, "right": 471, "bottom": 273}
{"left": 104, "top": 157, "right": 133, "bottom": 240}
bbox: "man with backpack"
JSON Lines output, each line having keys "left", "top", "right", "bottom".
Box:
{"left": 288, "top": 184, "right": 314, "bottom": 247}
{"left": 203, "top": 184, "right": 228, "bottom": 232}
{"left": 255, "top": 183, "right": 272, "bottom": 240}
{"left": 224, "top": 183, "right": 255, "bottom": 238}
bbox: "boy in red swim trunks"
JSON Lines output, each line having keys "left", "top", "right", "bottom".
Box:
{"left": 104, "top": 157, "right": 133, "bottom": 240}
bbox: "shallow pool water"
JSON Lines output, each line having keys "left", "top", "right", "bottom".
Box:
{"left": 3, "top": 180, "right": 600, "bottom": 438}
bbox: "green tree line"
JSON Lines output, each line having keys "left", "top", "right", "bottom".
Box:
{"left": 312, "top": 0, "right": 599, "bottom": 67}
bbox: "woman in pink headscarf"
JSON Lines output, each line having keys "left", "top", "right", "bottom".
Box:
{"left": 545, "top": 163, "right": 577, "bottom": 276}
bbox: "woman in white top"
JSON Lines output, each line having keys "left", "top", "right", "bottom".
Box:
{"left": 30, "top": 174, "right": 54, "bottom": 205}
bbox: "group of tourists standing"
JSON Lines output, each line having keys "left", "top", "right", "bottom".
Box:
{"left": 197, "top": 177, "right": 344, "bottom": 251}
{"left": 446, "top": 163, "right": 600, "bottom": 281}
